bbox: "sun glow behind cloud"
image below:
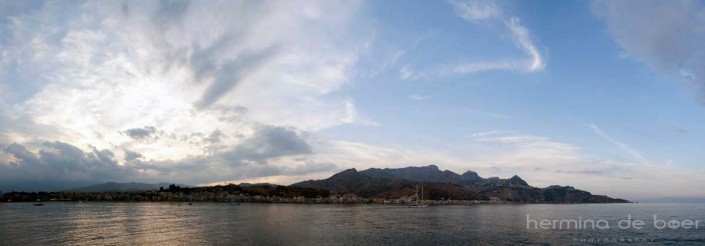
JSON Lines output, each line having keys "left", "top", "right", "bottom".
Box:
{"left": 0, "top": 0, "right": 372, "bottom": 184}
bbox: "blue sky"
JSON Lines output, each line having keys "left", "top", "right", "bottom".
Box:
{"left": 1, "top": 0, "right": 704, "bottom": 199}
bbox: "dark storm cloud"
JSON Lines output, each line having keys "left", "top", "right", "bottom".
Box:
{"left": 1, "top": 141, "right": 134, "bottom": 182}
{"left": 124, "top": 149, "right": 144, "bottom": 162}
{"left": 122, "top": 126, "right": 157, "bottom": 140}
{"left": 4, "top": 143, "right": 37, "bottom": 164}
{"left": 88, "top": 145, "right": 118, "bottom": 167}
{"left": 221, "top": 125, "right": 312, "bottom": 166}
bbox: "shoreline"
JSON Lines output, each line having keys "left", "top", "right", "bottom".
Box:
{"left": 2, "top": 200, "right": 632, "bottom": 205}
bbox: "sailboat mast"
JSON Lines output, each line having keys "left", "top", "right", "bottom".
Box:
{"left": 421, "top": 186, "right": 424, "bottom": 205}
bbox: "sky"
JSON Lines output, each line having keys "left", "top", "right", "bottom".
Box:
{"left": 1, "top": 0, "right": 704, "bottom": 200}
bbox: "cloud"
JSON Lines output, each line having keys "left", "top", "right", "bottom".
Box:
{"left": 506, "top": 17, "right": 544, "bottom": 72}
{"left": 122, "top": 126, "right": 157, "bottom": 140}
{"left": 160, "top": 125, "right": 315, "bottom": 181}
{"left": 476, "top": 135, "right": 548, "bottom": 144}
{"left": 589, "top": 124, "right": 648, "bottom": 164}
{"left": 449, "top": 0, "right": 500, "bottom": 22}
{"left": 192, "top": 46, "right": 280, "bottom": 109}
{"left": 284, "top": 162, "right": 338, "bottom": 176}
{"left": 1, "top": 141, "right": 133, "bottom": 182}
{"left": 220, "top": 125, "right": 312, "bottom": 166}
{"left": 126, "top": 125, "right": 322, "bottom": 185}
{"left": 123, "top": 149, "right": 143, "bottom": 162}
{"left": 0, "top": 1, "right": 371, "bottom": 164}
{"left": 592, "top": 0, "right": 705, "bottom": 104}
{"left": 1, "top": 1, "right": 363, "bottom": 190}
{"left": 0, "top": 124, "right": 329, "bottom": 189}
{"left": 467, "top": 130, "right": 506, "bottom": 137}
{"left": 408, "top": 94, "right": 433, "bottom": 101}
{"left": 360, "top": 48, "right": 407, "bottom": 78}
{"left": 675, "top": 127, "right": 688, "bottom": 134}
{"left": 1, "top": 1, "right": 702, "bottom": 199}
{"left": 555, "top": 169, "right": 605, "bottom": 175}
{"left": 457, "top": 130, "right": 705, "bottom": 198}
{"left": 0, "top": 124, "right": 333, "bottom": 188}
{"left": 203, "top": 129, "right": 223, "bottom": 144}
{"left": 400, "top": 0, "right": 544, "bottom": 80}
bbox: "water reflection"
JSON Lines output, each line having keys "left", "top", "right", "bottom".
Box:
{"left": 1, "top": 202, "right": 704, "bottom": 245}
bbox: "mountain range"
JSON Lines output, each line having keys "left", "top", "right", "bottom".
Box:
{"left": 0, "top": 165, "right": 630, "bottom": 203}
{"left": 293, "top": 165, "right": 629, "bottom": 203}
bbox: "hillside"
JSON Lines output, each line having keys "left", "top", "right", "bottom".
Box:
{"left": 292, "top": 165, "right": 629, "bottom": 203}
{"left": 293, "top": 168, "right": 484, "bottom": 200}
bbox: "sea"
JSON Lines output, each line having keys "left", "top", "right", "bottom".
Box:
{"left": 1, "top": 202, "right": 704, "bottom": 245}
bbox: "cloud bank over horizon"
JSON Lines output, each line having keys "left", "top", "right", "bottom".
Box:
{"left": 0, "top": 0, "right": 370, "bottom": 188}
{"left": 1, "top": 0, "right": 705, "bottom": 199}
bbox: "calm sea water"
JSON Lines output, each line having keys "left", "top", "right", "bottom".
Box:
{"left": 1, "top": 202, "right": 704, "bottom": 245}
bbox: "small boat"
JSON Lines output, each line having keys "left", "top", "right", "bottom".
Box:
{"left": 33, "top": 199, "right": 45, "bottom": 206}
{"left": 408, "top": 185, "right": 428, "bottom": 208}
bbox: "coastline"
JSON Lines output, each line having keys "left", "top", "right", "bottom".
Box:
{"left": 1, "top": 197, "right": 631, "bottom": 205}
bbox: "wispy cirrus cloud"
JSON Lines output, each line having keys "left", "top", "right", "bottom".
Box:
{"left": 400, "top": 0, "right": 545, "bottom": 80}
{"left": 449, "top": 0, "right": 501, "bottom": 22}
{"left": 588, "top": 124, "right": 648, "bottom": 165}
{"left": 467, "top": 130, "right": 507, "bottom": 138}
{"left": 407, "top": 94, "right": 433, "bottom": 101}
{"left": 462, "top": 129, "right": 705, "bottom": 199}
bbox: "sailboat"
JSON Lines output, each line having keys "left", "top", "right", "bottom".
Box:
{"left": 407, "top": 185, "right": 428, "bottom": 208}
